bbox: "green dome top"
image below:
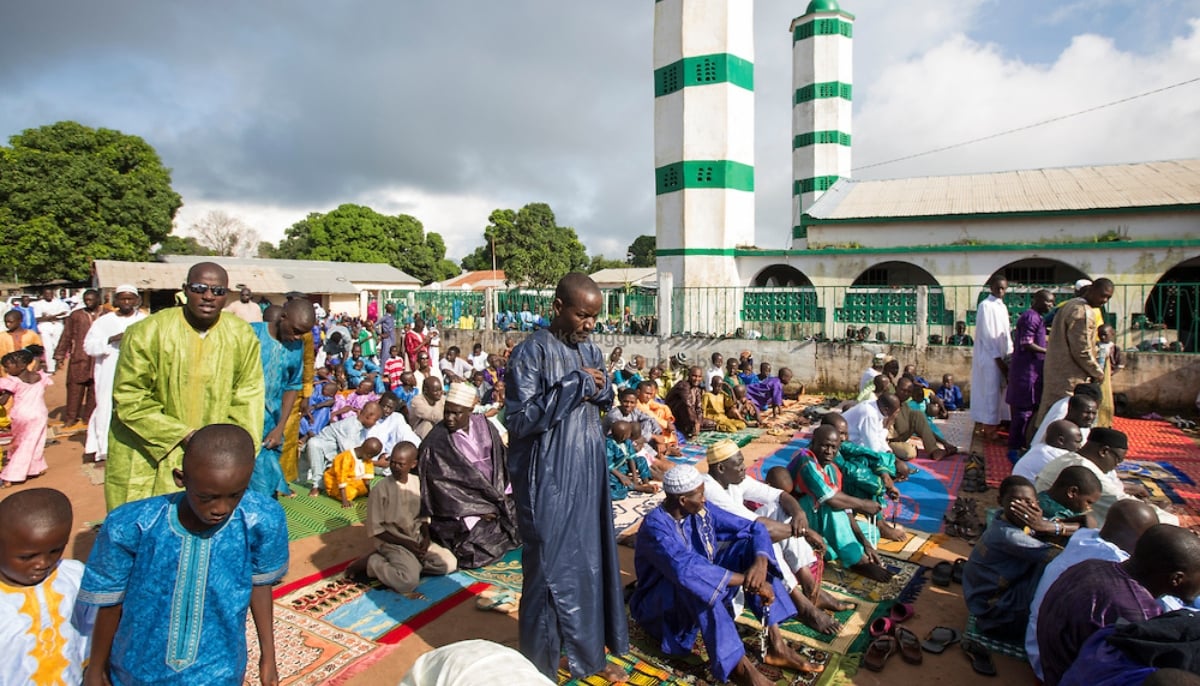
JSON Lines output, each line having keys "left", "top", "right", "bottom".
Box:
{"left": 805, "top": 0, "right": 841, "bottom": 13}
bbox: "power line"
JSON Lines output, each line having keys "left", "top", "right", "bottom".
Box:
{"left": 852, "top": 75, "right": 1200, "bottom": 172}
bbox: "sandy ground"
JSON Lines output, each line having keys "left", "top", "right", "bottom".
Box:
{"left": 5, "top": 382, "right": 1029, "bottom": 685}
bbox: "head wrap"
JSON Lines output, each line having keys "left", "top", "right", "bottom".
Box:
{"left": 115, "top": 284, "right": 138, "bottom": 295}
{"left": 706, "top": 439, "right": 740, "bottom": 465}
{"left": 624, "top": 360, "right": 639, "bottom": 374}
{"left": 663, "top": 465, "right": 704, "bottom": 495}
{"left": 1087, "top": 427, "right": 1128, "bottom": 450}
{"left": 445, "top": 382, "right": 478, "bottom": 408}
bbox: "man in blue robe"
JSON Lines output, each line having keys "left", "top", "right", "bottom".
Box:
{"left": 505, "top": 273, "right": 628, "bottom": 682}
{"left": 249, "top": 301, "right": 312, "bottom": 498}
{"left": 631, "top": 465, "right": 825, "bottom": 686}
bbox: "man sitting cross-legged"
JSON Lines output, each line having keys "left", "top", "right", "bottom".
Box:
{"left": 345, "top": 442, "right": 458, "bottom": 593}
{"left": 703, "top": 376, "right": 747, "bottom": 433}
{"left": 631, "top": 465, "right": 825, "bottom": 686}
{"left": 702, "top": 439, "right": 850, "bottom": 635}
{"left": 787, "top": 425, "right": 894, "bottom": 582}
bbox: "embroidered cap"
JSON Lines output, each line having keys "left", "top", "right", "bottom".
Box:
{"left": 115, "top": 284, "right": 138, "bottom": 295}
{"left": 445, "top": 382, "right": 478, "bottom": 408}
{"left": 663, "top": 465, "right": 704, "bottom": 495}
{"left": 706, "top": 439, "right": 740, "bottom": 465}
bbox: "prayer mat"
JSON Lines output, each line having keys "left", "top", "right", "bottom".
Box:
{"left": 873, "top": 529, "right": 948, "bottom": 563}
{"left": 278, "top": 482, "right": 369, "bottom": 541}
{"left": 736, "top": 589, "right": 877, "bottom": 656}
{"left": 821, "top": 555, "right": 925, "bottom": 604}
{"left": 559, "top": 606, "right": 850, "bottom": 686}
{"left": 243, "top": 604, "right": 382, "bottom": 686}
{"left": 983, "top": 441, "right": 1012, "bottom": 489}
{"left": 1116, "top": 459, "right": 1200, "bottom": 528}
{"left": 275, "top": 560, "right": 488, "bottom": 644}
{"left": 963, "top": 614, "right": 1028, "bottom": 661}
{"left": 460, "top": 547, "right": 525, "bottom": 595}
{"left": 613, "top": 489, "right": 665, "bottom": 541}
{"left": 1113, "top": 416, "right": 1200, "bottom": 460}
{"left": 883, "top": 453, "right": 967, "bottom": 535}
{"left": 689, "top": 427, "right": 764, "bottom": 449}
{"left": 937, "top": 411, "right": 976, "bottom": 454}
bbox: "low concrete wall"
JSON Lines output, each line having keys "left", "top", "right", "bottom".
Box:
{"left": 441, "top": 329, "right": 1200, "bottom": 413}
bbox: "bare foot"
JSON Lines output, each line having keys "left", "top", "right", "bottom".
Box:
{"left": 729, "top": 657, "right": 775, "bottom": 686}
{"left": 597, "top": 662, "right": 628, "bottom": 683}
{"left": 792, "top": 595, "right": 842, "bottom": 635}
{"left": 763, "top": 639, "right": 825, "bottom": 674}
{"left": 852, "top": 561, "right": 895, "bottom": 582}
{"left": 815, "top": 589, "right": 855, "bottom": 613}
{"left": 878, "top": 520, "right": 907, "bottom": 542}
{"left": 929, "top": 448, "right": 948, "bottom": 461}
{"left": 308, "top": 487, "right": 320, "bottom": 497}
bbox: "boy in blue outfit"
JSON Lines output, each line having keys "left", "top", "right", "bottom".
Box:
{"left": 935, "top": 373, "right": 965, "bottom": 411}
{"left": 80, "top": 424, "right": 289, "bottom": 686}
{"left": 606, "top": 420, "right": 657, "bottom": 500}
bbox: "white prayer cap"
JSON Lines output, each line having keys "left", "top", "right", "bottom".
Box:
{"left": 115, "top": 284, "right": 138, "bottom": 295}
{"left": 662, "top": 465, "right": 704, "bottom": 495}
{"left": 1074, "top": 279, "right": 1093, "bottom": 291}
{"left": 445, "top": 382, "right": 478, "bottom": 408}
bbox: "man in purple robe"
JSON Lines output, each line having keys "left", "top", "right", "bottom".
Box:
{"left": 1037, "top": 524, "right": 1200, "bottom": 686}
{"left": 1007, "top": 290, "right": 1053, "bottom": 459}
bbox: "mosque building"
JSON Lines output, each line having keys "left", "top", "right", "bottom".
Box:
{"left": 652, "top": 0, "right": 1200, "bottom": 352}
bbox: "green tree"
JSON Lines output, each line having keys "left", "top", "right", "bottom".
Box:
{"left": 276, "top": 204, "right": 459, "bottom": 284}
{"left": 156, "top": 234, "right": 215, "bottom": 256}
{"left": 627, "top": 234, "right": 656, "bottom": 267}
{"left": 0, "top": 121, "right": 182, "bottom": 281}
{"left": 256, "top": 241, "right": 279, "bottom": 259}
{"left": 460, "top": 203, "right": 589, "bottom": 288}
{"left": 587, "top": 255, "right": 627, "bottom": 273}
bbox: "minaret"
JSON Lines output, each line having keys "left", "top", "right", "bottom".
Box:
{"left": 791, "top": 0, "right": 854, "bottom": 246}
{"left": 654, "top": 0, "right": 755, "bottom": 335}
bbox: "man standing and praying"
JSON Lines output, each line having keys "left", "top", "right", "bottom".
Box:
{"left": 971, "top": 276, "right": 1013, "bottom": 442}
{"left": 83, "top": 285, "right": 146, "bottom": 465}
{"left": 505, "top": 273, "right": 630, "bottom": 682}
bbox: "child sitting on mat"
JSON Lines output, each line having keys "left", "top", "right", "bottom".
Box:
{"left": 1037, "top": 466, "right": 1101, "bottom": 542}
{"left": 325, "top": 437, "right": 383, "bottom": 508}
{"left": 606, "top": 421, "right": 657, "bottom": 500}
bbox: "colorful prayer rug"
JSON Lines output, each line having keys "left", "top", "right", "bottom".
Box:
{"left": 559, "top": 607, "right": 850, "bottom": 686}
{"left": 460, "top": 547, "right": 524, "bottom": 595}
{"left": 821, "top": 555, "right": 926, "bottom": 604}
{"left": 243, "top": 604, "right": 382, "bottom": 685}
{"left": 736, "top": 589, "right": 878, "bottom": 656}
{"left": 689, "top": 427, "right": 765, "bottom": 449}
{"left": 275, "top": 560, "right": 488, "bottom": 644}
{"left": 883, "top": 454, "right": 967, "bottom": 535}
{"left": 613, "top": 489, "right": 665, "bottom": 540}
{"left": 1117, "top": 459, "right": 1200, "bottom": 528}
{"left": 278, "top": 483, "right": 369, "bottom": 541}
{"left": 873, "top": 529, "right": 948, "bottom": 563}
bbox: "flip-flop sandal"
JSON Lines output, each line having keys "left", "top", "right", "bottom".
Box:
{"left": 951, "top": 558, "right": 966, "bottom": 584}
{"left": 869, "top": 616, "right": 894, "bottom": 638}
{"left": 921, "top": 626, "right": 961, "bottom": 654}
{"left": 862, "top": 636, "right": 897, "bottom": 672}
{"left": 931, "top": 561, "right": 953, "bottom": 587}
{"left": 475, "top": 591, "right": 519, "bottom": 614}
{"left": 895, "top": 627, "right": 923, "bottom": 664}
{"left": 962, "top": 639, "right": 997, "bottom": 676}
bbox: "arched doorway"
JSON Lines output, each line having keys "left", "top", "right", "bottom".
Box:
{"left": 837, "top": 262, "right": 950, "bottom": 343}
{"left": 988, "top": 258, "right": 1090, "bottom": 288}
{"left": 1140, "top": 256, "right": 1200, "bottom": 352}
{"left": 743, "top": 265, "right": 821, "bottom": 335}
{"left": 850, "top": 261, "right": 938, "bottom": 287}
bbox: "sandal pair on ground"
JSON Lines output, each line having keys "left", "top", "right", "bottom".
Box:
{"left": 961, "top": 453, "right": 988, "bottom": 493}
{"left": 930, "top": 558, "right": 965, "bottom": 587}
{"left": 944, "top": 498, "right": 983, "bottom": 541}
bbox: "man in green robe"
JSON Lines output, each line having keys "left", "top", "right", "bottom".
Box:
{"left": 105, "top": 262, "right": 265, "bottom": 511}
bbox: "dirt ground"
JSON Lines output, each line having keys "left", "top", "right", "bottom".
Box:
{"left": 6, "top": 382, "right": 1030, "bottom": 685}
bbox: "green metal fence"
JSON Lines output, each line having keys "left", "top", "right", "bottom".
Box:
{"left": 382, "top": 282, "right": 1199, "bottom": 352}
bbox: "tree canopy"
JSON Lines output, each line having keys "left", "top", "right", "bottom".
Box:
{"left": 0, "top": 121, "right": 182, "bottom": 282}
{"left": 188, "top": 210, "right": 260, "bottom": 257}
{"left": 156, "top": 235, "right": 215, "bottom": 256}
{"left": 460, "top": 203, "right": 589, "bottom": 288}
{"left": 627, "top": 234, "right": 656, "bottom": 267}
{"left": 587, "top": 255, "right": 627, "bottom": 273}
{"left": 273, "top": 204, "right": 459, "bottom": 285}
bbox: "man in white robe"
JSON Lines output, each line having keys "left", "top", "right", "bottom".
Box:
{"left": 970, "top": 276, "right": 1013, "bottom": 438}
{"left": 302, "top": 402, "right": 382, "bottom": 494}
{"left": 82, "top": 285, "right": 146, "bottom": 463}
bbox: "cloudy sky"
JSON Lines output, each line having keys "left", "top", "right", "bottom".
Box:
{"left": 2, "top": 0, "right": 1199, "bottom": 262}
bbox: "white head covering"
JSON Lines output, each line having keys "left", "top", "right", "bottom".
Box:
{"left": 663, "top": 465, "right": 704, "bottom": 495}
{"left": 445, "top": 382, "right": 478, "bottom": 408}
{"left": 115, "top": 284, "right": 138, "bottom": 295}
{"left": 1075, "top": 279, "right": 1093, "bottom": 291}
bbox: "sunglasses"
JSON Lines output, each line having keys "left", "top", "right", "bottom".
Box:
{"left": 185, "top": 283, "right": 230, "bottom": 296}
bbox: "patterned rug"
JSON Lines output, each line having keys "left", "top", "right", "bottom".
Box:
{"left": 243, "top": 604, "right": 382, "bottom": 685}
{"left": 275, "top": 560, "right": 488, "bottom": 644}
{"left": 873, "top": 529, "right": 948, "bottom": 563}
{"left": 278, "top": 483, "right": 369, "bottom": 541}
{"left": 883, "top": 454, "right": 967, "bottom": 535}
{"left": 560, "top": 606, "right": 851, "bottom": 686}
{"left": 737, "top": 589, "right": 878, "bottom": 656}
{"left": 461, "top": 547, "right": 524, "bottom": 595}
{"left": 613, "top": 490, "right": 665, "bottom": 541}
{"left": 1116, "top": 459, "right": 1200, "bottom": 528}
{"left": 689, "top": 427, "right": 765, "bottom": 449}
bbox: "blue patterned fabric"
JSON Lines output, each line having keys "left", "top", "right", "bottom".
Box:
{"left": 78, "top": 491, "right": 288, "bottom": 685}
{"left": 249, "top": 323, "right": 304, "bottom": 496}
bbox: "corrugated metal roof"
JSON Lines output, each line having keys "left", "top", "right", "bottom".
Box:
{"left": 92, "top": 258, "right": 404, "bottom": 294}
{"left": 428, "top": 270, "right": 508, "bottom": 291}
{"left": 806, "top": 158, "right": 1200, "bottom": 220}
{"left": 587, "top": 267, "right": 657, "bottom": 288}
{"left": 157, "top": 255, "right": 421, "bottom": 286}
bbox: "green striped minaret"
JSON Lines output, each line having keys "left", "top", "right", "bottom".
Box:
{"left": 791, "top": 0, "right": 854, "bottom": 244}
{"left": 654, "top": 0, "right": 755, "bottom": 334}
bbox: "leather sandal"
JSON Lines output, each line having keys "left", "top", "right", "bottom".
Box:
{"left": 931, "top": 561, "right": 953, "bottom": 587}
{"left": 895, "top": 627, "right": 923, "bottom": 664}
{"left": 863, "top": 635, "right": 897, "bottom": 672}
{"left": 962, "top": 639, "right": 997, "bottom": 676}
{"left": 921, "top": 626, "right": 961, "bottom": 654}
